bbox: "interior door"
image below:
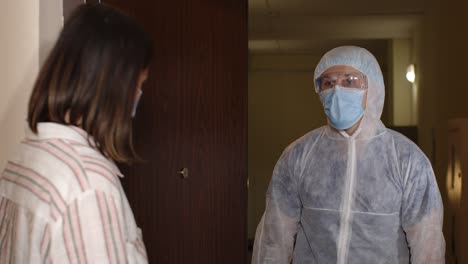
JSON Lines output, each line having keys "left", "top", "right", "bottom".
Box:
{"left": 103, "top": 1, "right": 248, "bottom": 263}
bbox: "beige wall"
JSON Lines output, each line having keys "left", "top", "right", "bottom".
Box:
{"left": 39, "top": 0, "right": 63, "bottom": 65}
{"left": 391, "top": 39, "right": 415, "bottom": 126}
{"left": 248, "top": 54, "right": 326, "bottom": 239}
{"left": 0, "top": 1, "right": 40, "bottom": 168}
{"left": 416, "top": 0, "right": 468, "bottom": 262}
{"left": 0, "top": 1, "right": 62, "bottom": 169}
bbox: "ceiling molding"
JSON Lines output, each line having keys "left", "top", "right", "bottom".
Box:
{"left": 249, "top": 0, "right": 425, "bottom": 16}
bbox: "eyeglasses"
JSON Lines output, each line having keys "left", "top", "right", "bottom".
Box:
{"left": 316, "top": 71, "right": 367, "bottom": 92}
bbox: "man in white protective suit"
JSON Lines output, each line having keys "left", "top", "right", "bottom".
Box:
{"left": 252, "top": 46, "right": 445, "bottom": 264}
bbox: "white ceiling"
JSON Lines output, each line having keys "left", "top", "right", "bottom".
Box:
{"left": 248, "top": 0, "right": 423, "bottom": 54}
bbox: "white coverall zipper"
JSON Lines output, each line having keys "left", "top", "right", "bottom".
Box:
{"left": 337, "top": 137, "right": 357, "bottom": 264}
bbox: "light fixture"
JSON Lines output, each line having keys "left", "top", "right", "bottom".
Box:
{"left": 406, "top": 64, "right": 415, "bottom": 83}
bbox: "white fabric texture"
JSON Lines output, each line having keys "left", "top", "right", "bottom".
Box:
{"left": 252, "top": 46, "right": 445, "bottom": 264}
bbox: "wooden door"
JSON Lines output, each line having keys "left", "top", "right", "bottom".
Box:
{"left": 104, "top": 1, "right": 248, "bottom": 263}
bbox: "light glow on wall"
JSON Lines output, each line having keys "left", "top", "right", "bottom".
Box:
{"left": 406, "top": 64, "right": 415, "bottom": 83}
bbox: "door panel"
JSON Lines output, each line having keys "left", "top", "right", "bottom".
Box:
{"left": 105, "top": 1, "right": 248, "bottom": 263}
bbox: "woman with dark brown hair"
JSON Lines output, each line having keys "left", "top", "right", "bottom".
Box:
{"left": 0, "top": 3, "right": 152, "bottom": 263}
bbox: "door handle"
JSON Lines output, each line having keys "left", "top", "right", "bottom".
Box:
{"left": 179, "top": 168, "right": 189, "bottom": 179}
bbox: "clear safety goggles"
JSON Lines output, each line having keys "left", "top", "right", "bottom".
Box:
{"left": 315, "top": 71, "right": 368, "bottom": 92}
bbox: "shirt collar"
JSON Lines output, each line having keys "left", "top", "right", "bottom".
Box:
{"left": 26, "top": 122, "right": 89, "bottom": 143}
{"left": 25, "top": 122, "right": 124, "bottom": 177}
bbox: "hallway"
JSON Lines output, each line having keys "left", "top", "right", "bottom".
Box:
{"left": 248, "top": 0, "right": 468, "bottom": 263}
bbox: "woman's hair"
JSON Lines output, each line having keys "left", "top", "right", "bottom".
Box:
{"left": 28, "top": 3, "right": 153, "bottom": 163}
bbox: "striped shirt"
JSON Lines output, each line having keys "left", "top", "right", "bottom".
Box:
{"left": 0, "top": 123, "right": 148, "bottom": 263}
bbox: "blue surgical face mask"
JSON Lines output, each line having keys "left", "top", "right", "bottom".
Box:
{"left": 320, "top": 85, "right": 366, "bottom": 130}
{"left": 132, "top": 89, "right": 143, "bottom": 118}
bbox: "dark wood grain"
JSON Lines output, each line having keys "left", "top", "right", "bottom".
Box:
{"left": 106, "top": 0, "right": 248, "bottom": 263}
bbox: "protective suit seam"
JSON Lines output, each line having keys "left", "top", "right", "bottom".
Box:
{"left": 301, "top": 207, "right": 399, "bottom": 216}
{"left": 389, "top": 133, "right": 405, "bottom": 185}
{"left": 303, "top": 206, "right": 340, "bottom": 212}
{"left": 387, "top": 132, "right": 407, "bottom": 227}
{"left": 352, "top": 210, "right": 399, "bottom": 216}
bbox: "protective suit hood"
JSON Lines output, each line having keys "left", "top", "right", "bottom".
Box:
{"left": 314, "top": 46, "right": 386, "bottom": 139}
